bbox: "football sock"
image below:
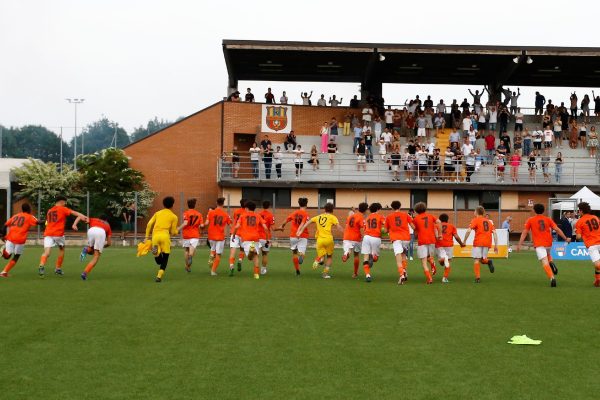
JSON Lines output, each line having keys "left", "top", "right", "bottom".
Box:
{"left": 4, "top": 259, "right": 16, "bottom": 273}
{"left": 474, "top": 261, "right": 481, "bottom": 279}
{"left": 160, "top": 253, "right": 169, "bottom": 270}
{"left": 424, "top": 270, "right": 432, "bottom": 282}
{"left": 323, "top": 266, "right": 330, "bottom": 275}
{"left": 595, "top": 269, "right": 600, "bottom": 281}
{"left": 542, "top": 262, "right": 554, "bottom": 279}
{"left": 84, "top": 262, "right": 95, "bottom": 274}
{"left": 397, "top": 264, "right": 405, "bottom": 277}
{"left": 428, "top": 256, "right": 435, "bottom": 268}
{"left": 443, "top": 257, "right": 449, "bottom": 268}
{"left": 2, "top": 250, "right": 10, "bottom": 259}
{"left": 229, "top": 256, "right": 235, "bottom": 267}
{"left": 157, "top": 269, "right": 165, "bottom": 279}
{"left": 363, "top": 261, "right": 371, "bottom": 276}
{"left": 40, "top": 255, "right": 48, "bottom": 266}
{"left": 56, "top": 255, "right": 64, "bottom": 268}
{"left": 154, "top": 253, "right": 163, "bottom": 266}
{"left": 292, "top": 255, "right": 300, "bottom": 271}
{"left": 443, "top": 266, "right": 451, "bottom": 278}
{"left": 254, "top": 264, "right": 260, "bottom": 275}
{"left": 353, "top": 257, "right": 359, "bottom": 275}
{"left": 239, "top": 252, "right": 246, "bottom": 261}
{"left": 211, "top": 255, "right": 221, "bottom": 272}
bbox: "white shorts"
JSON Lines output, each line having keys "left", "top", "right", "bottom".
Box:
{"left": 357, "top": 155, "right": 366, "bottom": 164}
{"left": 417, "top": 127, "right": 426, "bottom": 137}
{"left": 361, "top": 235, "right": 381, "bottom": 256}
{"left": 392, "top": 240, "right": 405, "bottom": 256}
{"left": 209, "top": 240, "right": 225, "bottom": 254}
{"left": 5, "top": 240, "right": 24, "bottom": 256}
{"left": 472, "top": 246, "right": 489, "bottom": 259}
{"left": 417, "top": 244, "right": 436, "bottom": 259}
{"left": 182, "top": 238, "right": 200, "bottom": 249}
{"left": 343, "top": 240, "right": 361, "bottom": 254}
{"left": 259, "top": 239, "right": 270, "bottom": 253}
{"left": 290, "top": 237, "right": 308, "bottom": 254}
{"left": 87, "top": 227, "right": 107, "bottom": 253}
{"left": 588, "top": 244, "right": 600, "bottom": 263}
{"left": 437, "top": 246, "right": 454, "bottom": 260}
{"left": 229, "top": 235, "right": 241, "bottom": 249}
{"left": 44, "top": 236, "right": 65, "bottom": 248}
{"left": 242, "top": 240, "right": 261, "bottom": 255}
{"left": 535, "top": 247, "right": 551, "bottom": 260}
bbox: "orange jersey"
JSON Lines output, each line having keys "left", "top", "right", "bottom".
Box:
{"left": 44, "top": 205, "right": 73, "bottom": 237}
{"left": 258, "top": 210, "right": 274, "bottom": 239}
{"left": 469, "top": 216, "right": 495, "bottom": 247}
{"left": 524, "top": 215, "right": 557, "bottom": 248}
{"left": 364, "top": 213, "right": 386, "bottom": 237}
{"left": 233, "top": 208, "right": 246, "bottom": 224}
{"left": 385, "top": 211, "right": 412, "bottom": 242}
{"left": 182, "top": 209, "right": 203, "bottom": 239}
{"left": 286, "top": 209, "right": 309, "bottom": 238}
{"left": 89, "top": 218, "right": 112, "bottom": 238}
{"left": 576, "top": 214, "right": 600, "bottom": 247}
{"left": 206, "top": 208, "right": 232, "bottom": 241}
{"left": 413, "top": 213, "right": 438, "bottom": 245}
{"left": 5, "top": 212, "right": 38, "bottom": 244}
{"left": 236, "top": 211, "right": 265, "bottom": 242}
{"left": 343, "top": 212, "right": 364, "bottom": 241}
{"left": 436, "top": 222, "right": 457, "bottom": 247}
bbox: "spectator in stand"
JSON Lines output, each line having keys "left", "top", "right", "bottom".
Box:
{"left": 329, "top": 118, "right": 338, "bottom": 143}
{"left": 558, "top": 211, "right": 572, "bottom": 241}
{"left": 280, "top": 91, "right": 288, "bottom": 105}
{"left": 260, "top": 135, "right": 272, "bottom": 150}
{"left": 274, "top": 146, "right": 283, "bottom": 179}
{"left": 484, "top": 132, "right": 496, "bottom": 164}
{"left": 464, "top": 149, "right": 476, "bottom": 182}
{"left": 528, "top": 150, "right": 537, "bottom": 183}
{"left": 461, "top": 136, "right": 474, "bottom": 157}
{"left": 469, "top": 87, "right": 486, "bottom": 112}
{"left": 495, "top": 152, "right": 506, "bottom": 182}
{"left": 356, "top": 138, "right": 367, "bottom": 172}
{"left": 462, "top": 113, "right": 472, "bottom": 137}
{"left": 509, "top": 89, "right": 521, "bottom": 114}
{"left": 582, "top": 95, "right": 591, "bottom": 122}
{"left": 320, "top": 122, "right": 329, "bottom": 153}
{"left": 377, "top": 137, "right": 387, "bottom": 161}
{"left": 362, "top": 104, "right": 373, "bottom": 124}
{"left": 546, "top": 100, "right": 555, "bottom": 115}
{"left": 588, "top": 126, "right": 598, "bottom": 158}
{"left": 498, "top": 106, "right": 510, "bottom": 133}
{"left": 443, "top": 146, "right": 454, "bottom": 181}
{"left": 522, "top": 128, "right": 532, "bottom": 159}
{"left": 231, "top": 146, "right": 240, "bottom": 178}
{"left": 384, "top": 106, "right": 394, "bottom": 131}
{"left": 301, "top": 91, "right": 313, "bottom": 105}
{"left": 436, "top": 99, "right": 446, "bottom": 115}
{"left": 317, "top": 94, "right": 327, "bottom": 106}
{"left": 477, "top": 109, "right": 487, "bottom": 136}
{"left": 501, "top": 87, "right": 512, "bottom": 107}
{"left": 514, "top": 134, "right": 523, "bottom": 155}
{"left": 372, "top": 116, "right": 382, "bottom": 138}
{"left": 407, "top": 139, "right": 417, "bottom": 155}
{"left": 542, "top": 110, "right": 551, "bottom": 129}
{"left": 381, "top": 128, "right": 393, "bottom": 153}
{"left": 349, "top": 95, "right": 359, "bottom": 108}
{"left": 535, "top": 91, "right": 546, "bottom": 115}
{"left": 403, "top": 149, "right": 414, "bottom": 181}
{"left": 423, "top": 96, "right": 434, "bottom": 111}
{"left": 284, "top": 130, "right": 297, "bottom": 151}
{"left": 263, "top": 144, "right": 273, "bottom": 179}
{"left": 416, "top": 112, "right": 427, "bottom": 144}
{"left": 514, "top": 107, "right": 524, "bottom": 132}
{"left": 327, "top": 138, "right": 337, "bottom": 170}
{"left": 451, "top": 104, "right": 462, "bottom": 130}
{"left": 510, "top": 150, "right": 521, "bottom": 183}
{"left": 533, "top": 129, "right": 543, "bottom": 150}
{"left": 543, "top": 126, "right": 554, "bottom": 149}
{"left": 353, "top": 122, "right": 362, "bottom": 153}
{"left": 245, "top": 88, "right": 255, "bottom": 102}
{"left": 390, "top": 145, "right": 401, "bottom": 181}
{"left": 553, "top": 118, "right": 563, "bottom": 148}
{"left": 434, "top": 112, "right": 445, "bottom": 137}
{"left": 569, "top": 118, "right": 578, "bottom": 149}
{"left": 265, "top": 88, "right": 275, "bottom": 104}
{"left": 500, "top": 132, "right": 511, "bottom": 155}
{"left": 392, "top": 109, "right": 402, "bottom": 136}
{"left": 555, "top": 151, "right": 563, "bottom": 183}
{"left": 293, "top": 145, "right": 304, "bottom": 179}
{"left": 449, "top": 129, "right": 460, "bottom": 150}
{"left": 460, "top": 98, "right": 470, "bottom": 114}
{"left": 488, "top": 104, "right": 498, "bottom": 132}
{"left": 425, "top": 108, "right": 434, "bottom": 138}
{"left": 249, "top": 142, "right": 261, "bottom": 178}
{"left": 364, "top": 129, "right": 374, "bottom": 163}
{"left": 329, "top": 95, "right": 342, "bottom": 107}
{"left": 227, "top": 90, "right": 241, "bottom": 102}
{"left": 342, "top": 112, "right": 352, "bottom": 136}
{"left": 309, "top": 145, "right": 319, "bottom": 171}
{"left": 415, "top": 145, "right": 429, "bottom": 182}
{"left": 406, "top": 112, "right": 416, "bottom": 138}
{"left": 579, "top": 122, "right": 588, "bottom": 149}
{"left": 541, "top": 148, "right": 551, "bottom": 183}
{"left": 593, "top": 90, "right": 600, "bottom": 117}
{"left": 570, "top": 92, "right": 578, "bottom": 117}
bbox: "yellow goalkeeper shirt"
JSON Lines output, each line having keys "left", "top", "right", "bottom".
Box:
{"left": 145, "top": 208, "right": 178, "bottom": 238}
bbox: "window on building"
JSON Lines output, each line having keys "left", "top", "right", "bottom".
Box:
{"left": 318, "top": 189, "right": 336, "bottom": 208}
{"left": 241, "top": 188, "right": 291, "bottom": 208}
{"left": 454, "top": 190, "right": 500, "bottom": 210}
{"left": 411, "top": 190, "right": 427, "bottom": 207}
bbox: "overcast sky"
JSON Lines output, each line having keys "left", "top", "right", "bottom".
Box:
{"left": 1, "top": 0, "right": 598, "bottom": 139}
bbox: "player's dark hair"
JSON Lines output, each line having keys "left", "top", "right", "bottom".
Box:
{"left": 187, "top": 198, "right": 197, "bottom": 209}
{"left": 240, "top": 198, "right": 247, "bottom": 207}
{"left": 216, "top": 197, "right": 225, "bottom": 206}
{"left": 246, "top": 201, "right": 256, "bottom": 211}
{"left": 163, "top": 196, "right": 175, "bottom": 209}
{"left": 391, "top": 201, "right": 401, "bottom": 210}
{"left": 55, "top": 195, "right": 67, "bottom": 203}
{"left": 263, "top": 200, "right": 271, "bottom": 209}
{"left": 324, "top": 202, "right": 334, "bottom": 213}
{"left": 375, "top": 202, "right": 382, "bottom": 211}
{"left": 21, "top": 203, "right": 31, "bottom": 213}
{"left": 369, "top": 203, "right": 379, "bottom": 213}
{"left": 533, "top": 203, "right": 545, "bottom": 214}
{"left": 298, "top": 197, "right": 308, "bottom": 207}
{"left": 578, "top": 202, "right": 591, "bottom": 214}
{"left": 439, "top": 213, "right": 449, "bottom": 222}
{"left": 99, "top": 214, "right": 109, "bottom": 221}
{"left": 358, "top": 202, "right": 369, "bottom": 213}
{"left": 475, "top": 206, "right": 485, "bottom": 215}
{"left": 414, "top": 202, "right": 427, "bottom": 214}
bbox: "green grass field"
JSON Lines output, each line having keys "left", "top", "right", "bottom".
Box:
{"left": 0, "top": 246, "right": 599, "bottom": 400}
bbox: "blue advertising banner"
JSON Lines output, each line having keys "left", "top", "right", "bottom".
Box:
{"left": 551, "top": 242, "right": 590, "bottom": 261}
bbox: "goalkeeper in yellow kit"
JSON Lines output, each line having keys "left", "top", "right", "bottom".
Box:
{"left": 145, "top": 196, "right": 178, "bottom": 282}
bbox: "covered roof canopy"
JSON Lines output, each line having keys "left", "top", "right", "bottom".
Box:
{"left": 223, "top": 40, "right": 600, "bottom": 88}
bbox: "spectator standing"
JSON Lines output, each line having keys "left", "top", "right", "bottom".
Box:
{"left": 570, "top": 92, "right": 578, "bottom": 117}
{"left": 533, "top": 129, "right": 543, "bottom": 151}
{"left": 353, "top": 122, "right": 362, "bottom": 153}
{"left": 588, "top": 126, "right": 598, "bottom": 158}
{"left": 593, "top": 90, "right": 600, "bottom": 117}
{"left": 436, "top": 99, "right": 446, "bottom": 115}
{"left": 293, "top": 145, "right": 304, "bottom": 179}
{"left": 510, "top": 151, "right": 521, "bottom": 183}
{"left": 249, "top": 142, "right": 261, "bottom": 178}
{"left": 349, "top": 95, "right": 359, "bottom": 108}
{"left": 425, "top": 108, "right": 434, "bottom": 138}
{"left": 231, "top": 146, "right": 240, "bottom": 178}
{"left": 329, "top": 95, "right": 342, "bottom": 107}
{"left": 528, "top": 150, "right": 537, "bottom": 183}
{"left": 450, "top": 129, "right": 460, "bottom": 150}
{"left": 377, "top": 138, "right": 387, "bottom": 161}
{"left": 461, "top": 137, "right": 474, "bottom": 157}
{"left": 274, "top": 146, "right": 283, "bottom": 179}
{"left": 522, "top": 129, "right": 532, "bottom": 159}
{"left": 263, "top": 144, "right": 273, "bottom": 179}
{"left": 364, "top": 129, "right": 374, "bottom": 163}
{"left": 514, "top": 108, "right": 524, "bottom": 132}
{"left": 509, "top": 89, "right": 521, "bottom": 114}
{"left": 284, "top": 130, "right": 297, "bottom": 151}
{"left": 500, "top": 132, "right": 511, "bottom": 154}
{"left": 381, "top": 128, "right": 393, "bottom": 153}
{"left": 301, "top": 91, "right": 313, "bottom": 105}
{"left": 245, "top": 88, "right": 255, "bottom": 102}
{"left": 384, "top": 106, "right": 394, "bottom": 131}
{"left": 501, "top": 216, "right": 512, "bottom": 232}
{"left": 260, "top": 135, "right": 272, "bottom": 150}
{"left": 317, "top": 94, "right": 327, "bottom": 107}
{"left": 280, "top": 91, "right": 288, "bottom": 105}
{"left": 543, "top": 127, "right": 554, "bottom": 149}
{"left": 488, "top": 105, "right": 498, "bottom": 132}
{"left": 499, "top": 107, "right": 510, "bottom": 133}
{"left": 372, "top": 116, "right": 382, "bottom": 138}
{"left": 569, "top": 119, "right": 578, "bottom": 149}
{"left": 309, "top": 145, "right": 319, "bottom": 171}
{"left": 356, "top": 138, "right": 367, "bottom": 172}
{"left": 227, "top": 90, "right": 241, "bottom": 102}
{"left": 535, "top": 91, "right": 546, "bottom": 115}
{"left": 558, "top": 211, "right": 573, "bottom": 241}
{"left": 327, "top": 138, "right": 337, "bottom": 170}
{"left": 362, "top": 105, "right": 373, "bottom": 124}
{"left": 329, "top": 118, "right": 339, "bottom": 143}
{"left": 265, "top": 88, "right": 275, "bottom": 104}
{"left": 434, "top": 112, "right": 445, "bottom": 136}
{"left": 468, "top": 87, "right": 486, "bottom": 111}
{"left": 390, "top": 145, "right": 401, "bottom": 181}
{"left": 496, "top": 152, "right": 506, "bottom": 182}
{"left": 582, "top": 94, "right": 591, "bottom": 122}
{"left": 541, "top": 148, "right": 551, "bottom": 183}
{"left": 555, "top": 152, "right": 563, "bottom": 183}
{"left": 579, "top": 122, "right": 587, "bottom": 149}
{"left": 465, "top": 149, "right": 476, "bottom": 182}
{"left": 416, "top": 112, "right": 427, "bottom": 144}
{"left": 553, "top": 118, "right": 563, "bottom": 148}
{"left": 320, "top": 122, "right": 329, "bottom": 153}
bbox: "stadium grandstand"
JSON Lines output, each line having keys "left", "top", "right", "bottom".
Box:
{"left": 124, "top": 40, "right": 600, "bottom": 235}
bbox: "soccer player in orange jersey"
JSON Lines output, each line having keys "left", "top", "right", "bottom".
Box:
{"left": 38, "top": 195, "right": 88, "bottom": 277}
{"left": 0, "top": 203, "right": 44, "bottom": 277}
{"left": 258, "top": 200, "right": 275, "bottom": 275}
{"left": 342, "top": 202, "right": 367, "bottom": 278}
{"left": 177, "top": 198, "right": 204, "bottom": 273}
{"left": 231, "top": 201, "right": 269, "bottom": 280}
{"left": 75, "top": 214, "right": 112, "bottom": 280}
{"left": 228, "top": 198, "right": 247, "bottom": 272}
{"left": 206, "top": 197, "right": 232, "bottom": 276}
{"left": 574, "top": 201, "right": 600, "bottom": 287}
{"left": 385, "top": 200, "right": 414, "bottom": 285}
{"left": 276, "top": 197, "right": 310, "bottom": 276}
{"left": 412, "top": 202, "right": 442, "bottom": 284}
{"left": 516, "top": 203, "right": 569, "bottom": 287}
{"left": 361, "top": 203, "right": 386, "bottom": 282}
{"left": 436, "top": 214, "right": 465, "bottom": 283}
{"left": 462, "top": 206, "right": 498, "bottom": 283}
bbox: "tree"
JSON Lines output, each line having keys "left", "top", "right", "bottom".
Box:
{"left": 77, "top": 148, "right": 155, "bottom": 219}
{"left": 74, "top": 117, "right": 130, "bottom": 155}
{"left": 130, "top": 117, "right": 173, "bottom": 142}
{"left": 12, "top": 159, "right": 83, "bottom": 213}
{"left": 0, "top": 125, "right": 71, "bottom": 163}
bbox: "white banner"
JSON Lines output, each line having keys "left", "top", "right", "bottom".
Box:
{"left": 261, "top": 104, "right": 292, "bottom": 134}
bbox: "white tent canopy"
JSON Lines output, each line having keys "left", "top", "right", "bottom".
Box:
{"left": 551, "top": 186, "right": 600, "bottom": 210}
{"left": 0, "top": 158, "right": 30, "bottom": 189}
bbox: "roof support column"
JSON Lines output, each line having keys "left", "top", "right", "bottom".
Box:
{"left": 362, "top": 49, "right": 383, "bottom": 102}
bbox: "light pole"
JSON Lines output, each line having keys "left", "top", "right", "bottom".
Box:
{"left": 66, "top": 98, "right": 84, "bottom": 170}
